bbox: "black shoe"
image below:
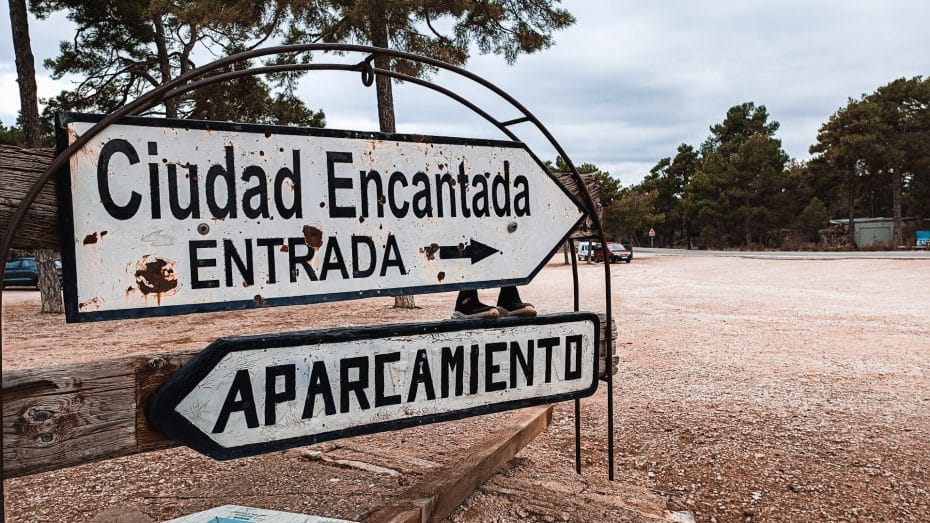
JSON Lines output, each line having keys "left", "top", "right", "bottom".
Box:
{"left": 453, "top": 293, "right": 500, "bottom": 319}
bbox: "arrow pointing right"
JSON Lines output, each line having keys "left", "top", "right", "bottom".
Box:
{"left": 434, "top": 239, "right": 500, "bottom": 264}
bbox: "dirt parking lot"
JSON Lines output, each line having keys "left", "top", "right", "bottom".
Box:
{"left": 3, "top": 253, "right": 929, "bottom": 522}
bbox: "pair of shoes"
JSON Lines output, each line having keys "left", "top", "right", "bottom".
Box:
{"left": 496, "top": 301, "right": 537, "bottom": 317}
{"left": 452, "top": 300, "right": 500, "bottom": 319}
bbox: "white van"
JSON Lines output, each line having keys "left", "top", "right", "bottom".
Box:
{"left": 576, "top": 241, "right": 594, "bottom": 261}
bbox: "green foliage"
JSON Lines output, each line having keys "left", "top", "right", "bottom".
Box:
{"left": 0, "top": 119, "right": 25, "bottom": 146}
{"left": 811, "top": 76, "right": 930, "bottom": 223}
{"left": 286, "top": 1, "right": 575, "bottom": 76}
{"left": 630, "top": 77, "right": 929, "bottom": 250}
{"left": 602, "top": 188, "right": 663, "bottom": 243}
{"left": 685, "top": 102, "right": 789, "bottom": 247}
{"left": 795, "top": 197, "right": 830, "bottom": 242}
{"left": 640, "top": 143, "right": 697, "bottom": 246}
{"left": 33, "top": 0, "right": 325, "bottom": 126}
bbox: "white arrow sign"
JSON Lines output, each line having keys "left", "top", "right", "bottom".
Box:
{"left": 146, "top": 314, "right": 600, "bottom": 460}
{"left": 57, "top": 114, "right": 585, "bottom": 321}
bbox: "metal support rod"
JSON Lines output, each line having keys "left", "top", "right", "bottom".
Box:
{"left": 568, "top": 238, "right": 582, "bottom": 474}
{"left": 501, "top": 116, "right": 531, "bottom": 127}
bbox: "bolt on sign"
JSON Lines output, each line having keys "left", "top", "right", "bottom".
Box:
{"left": 56, "top": 113, "right": 585, "bottom": 322}
{"left": 147, "top": 313, "right": 599, "bottom": 460}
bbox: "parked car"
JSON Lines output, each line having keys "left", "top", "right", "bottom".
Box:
{"left": 575, "top": 241, "right": 594, "bottom": 261}
{"left": 591, "top": 243, "right": 633, "bottom": 263}
{"left": 3, "top": 257, "right": 63, "bottom": 288}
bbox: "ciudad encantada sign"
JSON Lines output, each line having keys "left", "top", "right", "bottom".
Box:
{"left": 55, "top": 111, "right": 601, "bottom": 462}
{"left": 57, "top": 113, "right": 585, "bottom": 322}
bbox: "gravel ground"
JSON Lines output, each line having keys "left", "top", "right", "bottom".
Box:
{"left": 3, "top": 254, "right": 929, "bottom": 522}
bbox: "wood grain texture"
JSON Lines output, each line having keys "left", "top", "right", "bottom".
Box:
{"left": 0, "top": 145, "right": 59, "bottom": 250}
{"left": 2, "top": 350, "right": 198, "bottom": 477}
{"left": 363, "top": 405, "right": 553, "bottom": 523}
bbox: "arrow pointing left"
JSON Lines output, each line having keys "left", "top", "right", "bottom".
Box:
{"left": 147, "top": 314, "right": 600, "bottom": 460}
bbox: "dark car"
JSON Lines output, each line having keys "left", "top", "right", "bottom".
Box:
{"left": 591, "top": 243, "right": 633, "bottom": 264}
{"left": 3, "top": 257, "right": 63, "bottom": 288}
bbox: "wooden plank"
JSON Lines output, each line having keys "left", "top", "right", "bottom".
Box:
{"left": 3, "top": 315, "right": 614, "bottom": 478}
{"left": 0, "top": 145, "right": 59, "bottom": 251}
{"left": 2, "top": 350, "right": 197, "bottom": 477}
{"left": 596, "top": 312, "right": 619, "bottom": 381}
{"left": 0, "top": 147, "right": 602, "bottom": 252}
{"left": 363, "top": 405, "right": 553, "bottom": 523}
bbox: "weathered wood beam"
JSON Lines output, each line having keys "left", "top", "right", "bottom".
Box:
{"left": 0, "top": 147, "right": 603, "bottom": 251}
{"left": 2, "top": 349, "right": 193, "bottom": 478}
{"left": 362, "top": 405, "right": 553, "bottom": 523}
{"left": 2, "top": 314, "right": 615, "bottom": 478}
{"left": 0, "top": 146, "right": 58, "bottom": 251}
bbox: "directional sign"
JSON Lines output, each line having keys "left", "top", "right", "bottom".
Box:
{"left": 56, "top": 113, "right": 585, "bottom": 322}
{"left": 147, "top": 313, "right": 599, "bottom": 460}
{"left": 167, "top": 505, "right": 352, "bottom": 523}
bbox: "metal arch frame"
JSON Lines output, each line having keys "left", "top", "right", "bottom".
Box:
{"left": 0, "top": 43, "right": 618, "bottom": 516}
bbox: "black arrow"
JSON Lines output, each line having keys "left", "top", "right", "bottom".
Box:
{"left": 435, "top": 239, "right": 500, "bottom": 264}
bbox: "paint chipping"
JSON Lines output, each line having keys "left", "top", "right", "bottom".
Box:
{"left": 302, "top": 225, "right": 324, "bottom": 248}
{"left": 78, "top": 297, "right": 101, "bottom": 311}
{"left": 134, "top": 256, "right": 179, "bottom": 305}
{"left": 424, "top": 243, "right": 440, "bottom": 261}
{"left": 254, "top": 294, "right": 266, "bottom": 306}
{"left": 83, "top": 233, "right": 98, "bottom": 245}
{"left": 437, "top": 271, "right": 445, "bottom": 282}
{"left": 280, "top": 244, "right": 289, "bottom": 253}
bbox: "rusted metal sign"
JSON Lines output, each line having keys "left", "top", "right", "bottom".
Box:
{"left": 56, "top": 113, "right": 585, "bottom": 322}
{"left": 147, "top": 313, "right": 599, "bottom": 460}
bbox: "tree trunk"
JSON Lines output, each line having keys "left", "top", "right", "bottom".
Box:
{"left": 370, "top": 3, "right": 413, "bottom": 309}
{"left": 8, "top": 0, "right": 41, "bottom": 148}
{"left": 847, "top": 165, "right": 857, "bottom": 248}
{"left": 9, "top": 0, "right": 63, "bottom": 315}
{"left": 153, "top": 16, "right": 178, "bottom": 119}
{"left": 891, "top": 167, "right": 903, "bottom": 246}
{"left": 35, "top": 248, "right": 63, "bottom": 313}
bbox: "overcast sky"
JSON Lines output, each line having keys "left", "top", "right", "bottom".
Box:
{"left": 2, "top": 1, "right": 929, "bottom": 186}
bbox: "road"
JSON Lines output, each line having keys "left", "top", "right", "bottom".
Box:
{"left": 633, "top": 247, "right": 930, "bottom": 260}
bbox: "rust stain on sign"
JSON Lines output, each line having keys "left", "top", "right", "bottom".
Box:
{"left": 437, "top": 271, "right": 445, "bottom": 282}
{"left": 78, "top": 297, "right": 102, "bottom": 310}
{"left": 423, "top": 243, "right": 440, "bottom": 261}
{"left": 83, "top": 231, "right": 108, "bottom": 245}
{"left": 134, "top": 256, "right": 179, "bottom": 305}
{"left": 302, "top": 225, "right": 324, "bottom": 248}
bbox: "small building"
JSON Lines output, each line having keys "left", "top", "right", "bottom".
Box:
{"left": 829, "top": 218, "right": 895, "bottom": 247}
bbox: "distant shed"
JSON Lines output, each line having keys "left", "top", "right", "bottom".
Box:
{"left": 829, "top": 218, "right": 895, "bottom": 247}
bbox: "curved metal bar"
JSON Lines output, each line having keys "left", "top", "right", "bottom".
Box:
{"left": 159, "top": 63, "right": 521, "bottom": 142}
{"left": 0, "top": 42, "right": 617, "bottom": 484}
